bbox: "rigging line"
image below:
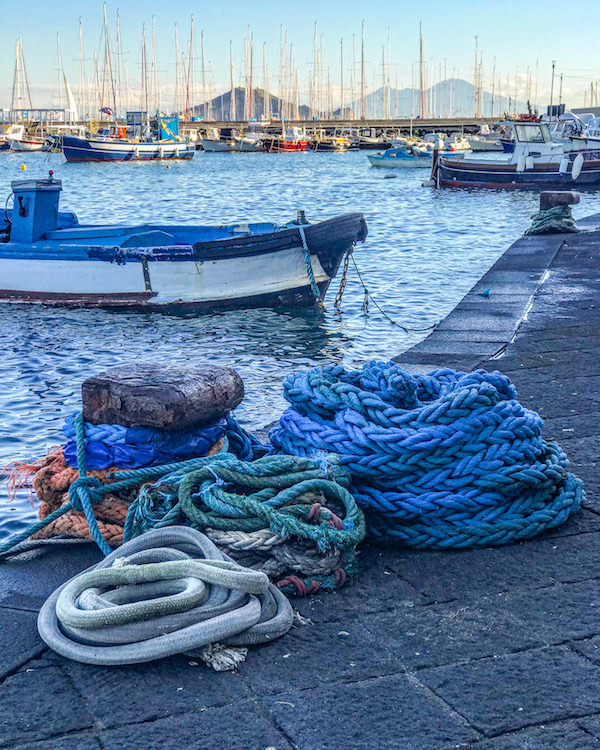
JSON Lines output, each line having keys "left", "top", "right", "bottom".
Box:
{"left": 349, "top": 254, "right": 437, "bottom": 333}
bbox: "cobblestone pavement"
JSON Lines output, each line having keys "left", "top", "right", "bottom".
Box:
{"left": 1, "top": 225, "right": 600, "bottom": 750}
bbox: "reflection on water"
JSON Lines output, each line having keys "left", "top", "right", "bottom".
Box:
{"left": 1, "top": 149, "right": 600, "bottom": 537}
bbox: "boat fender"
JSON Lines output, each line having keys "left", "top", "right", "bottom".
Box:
{"left": 516, "top": 155, "right": 526, "bottom": 172}
{"left": 572, "top": 154, "right": 584, "bottom": 180}
{"left": 525, "top": 156, "right": 534, "bottom": 170}
{"left": 421, "top": 179, "right": 436, "bottom": 187}
{"left": 559, "top": 158, "right": 569, "bottom": 175}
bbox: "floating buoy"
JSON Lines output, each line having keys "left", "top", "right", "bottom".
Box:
{"left": 20, "top": 164, "right": 26, "bottom": 171}
{"left": 421, "top": 179, "right": 436, "bottom": 187}
{"left": 572, "top": 153, "right": 584, "bottom": 180}
{"left": 525, "top": 156, "right": 534, "bottom": 170}
{"left": 516, "top": 155, "right": 526, "bottom": 172}
{"left": 384, "top": 173, "right": 397, "bottom": 179}
{"left": 559, "top": 157, "right": 569, "bottom": 175}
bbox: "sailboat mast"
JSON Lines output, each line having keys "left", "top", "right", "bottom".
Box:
{"left": 263, "top": 42, "right": 268, "bottom": 119}
{"left": 340, "top": 38, "right": 344, "bottom": 118}
{"left": 152, "top": 16, "right": 159, "bottom": 114}
{"left": 201, "top": 27, "right": 206, "bottom": 120}
{"left": 185, "top": 17, "right": 194, "bottom": 121}
{"left": 115, "top": 11, "right": 122, "bottom": 117}
{"left": 230, "top": 41, "right": 235, "bottom": 121}
{"left": 249, "top": 32, "right": 254, "bottom": 120}
{"left": 141, "top": 25, "right": 149, "bottom": 125}
{"left": 78, "top": 19, "right": 85, "bottom": 119}
{"left": 361, "top": 21, "right": 365, "bottom": 119}
{"left": 386, "top": 26, "right": 392, "bottom": 120}
{"left": 419, "top": 22, "right": 424, "bottom": 119}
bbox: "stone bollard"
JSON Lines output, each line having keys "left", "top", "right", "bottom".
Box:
{"left": 539, "top": 190, "right": 580, "bottom": 211}
{"left": 525, "top": 191, "right": 581, "bottom": 235}
{"left": 82, "top": 363, "right": 244, "bottom": 429}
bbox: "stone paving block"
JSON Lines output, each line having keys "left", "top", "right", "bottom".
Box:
{"left": 12, "top": 732, "right": 102, "bottom": 749}
{"left": 385, "top": 542, "right": 560, "bottom": 602}
{"left": 488, "top": 579, "right": 600, "bottom": 643}
{"left": 243, "top": 617, "right": 402, "bottom": 696}
{"left": 434, "top": 310, "right": 519, "bottom": 334}
{"left": 100, "top": 702, "right": 293, "bottom": 750}
{"left": 419, "top": 646, "right": 600, "bottom": 737}
{"left": 578, "top": 714, "right": 600, "bottom": 740}
{"left": 360, "top": 599, "right": 544, "bottom": 670}
{"left": 264, "top": 672, "right": 479, "bottom": 750}
{"left": 469, "top": 722, "right": 600, "bottom": 749}
{"left": 62, "top": 655, "right": 251, "bottom": 728}
{"left": 418, "top": 329, "right": 510, "bottom": 344}
{"left": 294, "top": 545, "right": 428, "bottom": 624}
{"left": 571, "top": 635, "right": 600, "bottom": 665}
{"left": 0, "top": 667, "right": 93, "bottom": 748}
{"left": 0, "top": 609, "right": 45, "bottom": 678}
{"left": 407, "top": 339, "right": 506, "bottom": 357}
{"left": 0, "top": 545, "right": 102, "bottom": 610}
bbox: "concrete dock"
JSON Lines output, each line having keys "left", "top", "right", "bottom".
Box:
{"left": 2, "top": 215, "right": 600, "bottom": 749}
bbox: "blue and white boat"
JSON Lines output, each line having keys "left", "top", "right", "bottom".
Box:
{"left": 61, "top": 115, "right": 195, "bottom": 163}
{"left": 0, "top": 174, "right": 367, "bottom": 310}
{"left": 367, "top": 145, "right": 433, "bottom": 169}
{"left": 433, "top": 121, "right": 600, "bottom": 189}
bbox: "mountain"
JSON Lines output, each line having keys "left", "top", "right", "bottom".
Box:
{"left": 192, "top": 79, "right": 534, "bottom": 121}
{"left": 347, "top": 79, "right": 531, "bottom": 119}
{"left": 193, "top": 87, "right": 310, "bottom": 121}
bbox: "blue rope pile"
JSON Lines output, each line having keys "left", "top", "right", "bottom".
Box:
{"left": 62, "top": 414, "right": 227, "bottom": 470}
{"left": 270, "top": 361, "right": 584, "bottom": 549}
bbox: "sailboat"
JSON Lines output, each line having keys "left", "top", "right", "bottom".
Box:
{"left": 61, "top": 25, "right": 194, "bottom": 162}
{"left": 6, "top": 36, "right": 44, "bottom": 152}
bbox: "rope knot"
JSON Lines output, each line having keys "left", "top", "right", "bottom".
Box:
{"left": 68, "top": 476, "right": 104, "bottom": 512}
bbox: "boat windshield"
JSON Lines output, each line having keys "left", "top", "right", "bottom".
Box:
{"left": 515, "top": 124, "right": 551, "bottom": 144}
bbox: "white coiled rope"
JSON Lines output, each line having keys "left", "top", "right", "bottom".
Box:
{"left": 38, "top": 526, "right": 294, "bottom": 668}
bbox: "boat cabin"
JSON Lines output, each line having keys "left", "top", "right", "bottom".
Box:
{"left": 513, "top": 123, "right": 552, "bottom": 144}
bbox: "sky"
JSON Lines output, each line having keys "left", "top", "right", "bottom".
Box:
{"left": 1, "top": 0, "right": 599, "bottom": 111}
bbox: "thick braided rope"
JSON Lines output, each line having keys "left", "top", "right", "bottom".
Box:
{"left": 269, "top": 361, "right": 584, "bottom": 549}
{"left": 37, "top": 526, "right": 294, "bottom": 666}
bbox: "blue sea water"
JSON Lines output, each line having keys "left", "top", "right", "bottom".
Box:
{"left": 1, "top": 148, "right": 599, "bottom": 540}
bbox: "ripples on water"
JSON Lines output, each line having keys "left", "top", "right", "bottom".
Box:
{"left": 1, "top": 149, "right": 600, "bottom": 537}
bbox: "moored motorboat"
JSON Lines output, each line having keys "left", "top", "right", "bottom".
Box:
{"left": 264, "top": 127, "right": 310, "bottom": 152}
{"left": 432, "top": 121, "right": 600, "bottom": 189}
{"left": 368, "top": 145, "right": 433, "bottom": 169}
{"left": 0, "top": 173, "right": 368, "bottom": 310}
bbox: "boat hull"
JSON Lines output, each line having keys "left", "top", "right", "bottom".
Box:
{"left": 264, "top": 140, "right": 309, "bottom": 152}
{"left": 368, "top": 154, "right": 432, "bottom": 168}
{"left": 199, "top": 139, "right": 237, "bottom": 152}
{"left": 8, "top": 139, "right": 44, "bottom": 152}
{"left": 62, "top": 137, "right": 195, "bottom": 162}
{"left": 0, "top": 213, "right": 367, "bottom": 310}
{"left": 437, "top": 154, "right": 600, "bottom": 189}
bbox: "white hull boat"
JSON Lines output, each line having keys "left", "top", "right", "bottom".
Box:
{"left": 0, "top": 174, "right": 368, "bottom": 310}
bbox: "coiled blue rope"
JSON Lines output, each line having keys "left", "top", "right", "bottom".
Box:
{"left": 269, "top": 361, "right": 584, "bottom": 549}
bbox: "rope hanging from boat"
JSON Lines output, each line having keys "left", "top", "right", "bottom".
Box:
{"left": 269, "top": 361, "right": 584, "bottom": 549}
{"left": 297, "top": 225, "right": 324, "bottom": 307}
{"left": 37, "top": 526, "right": 294, "bottom": 669}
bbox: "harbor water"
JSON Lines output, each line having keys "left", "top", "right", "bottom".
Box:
{"left": 1, "top": 148, "right": 599, "bottom": 539}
